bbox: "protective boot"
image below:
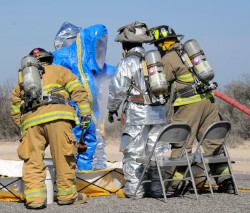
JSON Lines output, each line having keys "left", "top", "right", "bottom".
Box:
{"left": 167, "top": 169, "right": 186, "bottom": 194}
{"left": 58, "top": 193, "right": 88, "bottom": 205}
{"left": 218, "top": 179, "right": 235, "bottom": 194}
{"left": 25, "top": 203, "right": 46, "bottom": 209}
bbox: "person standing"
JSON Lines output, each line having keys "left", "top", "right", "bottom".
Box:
{"left": 150, "top": 25, "right": 234, "bottom": 193}
{"left": 107, "top": 21, "right": 168, "bottom": 198}
{"left": 11, "top": 48, "right": 91, "bottom": 209}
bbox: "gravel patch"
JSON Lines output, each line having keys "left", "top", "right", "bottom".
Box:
{"left": 0, "top": 174, "right": 249, "bottom": 213}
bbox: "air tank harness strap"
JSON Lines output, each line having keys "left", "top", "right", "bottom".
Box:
{"left": 21, "top": 88, "right": 68, "bottom": 114}
{"left": 127, "top": 84, "right": 151, "bottom": 105}
{"left": 175, "top": 84, "right": 198, "bottom": 99}
{"left": 19, "top": 62, "right": 44, "bottom": 74}
{"left": 147, "top": 62, "right": 163, "bottom": 69}
{"left": 127, "top": 95, "right": 146, "bottom": 104}
{"left": 125, "top": 51, "right": 144, "bottom": 59}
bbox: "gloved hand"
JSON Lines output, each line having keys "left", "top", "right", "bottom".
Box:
{"left": 76, "top": 141, "right": 88, "bottom": 153}
{"left": 108, "top": 111, "right": 118, "bottom": 123}
{"left": 80, "top": 115, "right": 91, "bottom": 129}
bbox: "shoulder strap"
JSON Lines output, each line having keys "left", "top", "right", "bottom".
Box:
{"left": 125, "top": 51, "right": 144, "bottom": 59}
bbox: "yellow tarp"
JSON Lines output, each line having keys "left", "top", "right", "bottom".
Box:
{"left": 0, "top": 165, "right": 126, "bottom": 201}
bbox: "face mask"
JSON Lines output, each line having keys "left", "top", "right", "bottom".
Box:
{"left": 95, "top": 34, "right": 108, "bottom": 70}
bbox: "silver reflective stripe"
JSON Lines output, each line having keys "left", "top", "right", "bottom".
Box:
{"left": 21, "top": 112, "right": 75, "bottom": 131}
{"left": 43, "top": 85, "right": 68, "bottom": 95}
{"left": 11, "top": 106, "right": 20, "bottom": 110}
{"left": 173, "top": 171, "right": 184, "bottom": 180}
{"left": 78, "top": 106, "right": 91, "bottom": 114}
{"left": 65, "top": 80, "right": 82, "bottom": 93}
{"left": 11, "top": 105, "right": 20, "bottom": 112}
{"left": 174, "top": 92, "right": 213, "bottom": 105}
{"left": 57, "top": 185, "right": 76, "bottom": 196}
{"left": 25, "top": 187, "right": 47, "bottom": 199}
{"left": 177, "top": 74, "right": 194, "bottom": 82}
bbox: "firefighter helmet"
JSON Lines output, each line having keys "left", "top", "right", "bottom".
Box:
{"left": 150, "top": 25, "right": 183, "bottom": 44}
{"left": 29, "top": 48, "right": 54, "bottom": 64}
{"left": 115, "top": 21, "right": 153, "bottom": 43}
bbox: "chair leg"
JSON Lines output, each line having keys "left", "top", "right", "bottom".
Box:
{"left": 224, "top": 148, "right": 239, "bottom": 195}
{"left": 184, "top": 151, "right": 198, "bottom": 200}
{"left": 133, "top": 162, "right": 149, "bottom": 199}
{"left": 201, "top": 154, "right": 214, "bottom": 197}
{"left": 155, "top": 153, "right": 167, "bottom": 202}
{"left": 188, "top": 165, "right": 198, "bottom": 199}
{"left": 227, "top": 159, "right": 239, "bottom": 195}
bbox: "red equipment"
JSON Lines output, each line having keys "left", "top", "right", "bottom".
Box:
{"left": 213, "top": 90, "right": 250, "bottom": 116}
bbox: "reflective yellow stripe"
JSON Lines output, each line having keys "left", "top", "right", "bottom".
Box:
{"left": 75, "top": 116, "right": 80, "bottom": 125}
{"left": 173, "top": 171, "right": 184, "bottom": 180}
{"left": 174, "top": 91, "right": 214, "bottom": 106}
{"left": 65, "top": 80, "right": 82, "bottom": 93}
{"left": 78, "top": 104, "right": 91, "bottom": 115}
{"left": 25, "top": 187, "right": 46, "bottom": 199}
{"left": 57, "top": 185, "right": 76, "bottom": 196}
{"left": 213, "top": 163, "right": 229, "bottom": 174}
{"left": 77, "top": 34, "right": 97, "bottom": 124}
{"left": 21, "top": 111, "right": 76, "bottom": 132}
{"left": 177, "top": 73, "right": 194, "bottom": 82}
{"left": 43, "top": 84, "right": 62, "bottom": 92}
{"left": 43, "top": 84, "right": 68, "bottom": 95}
{"left": 11, "top": 104, "right": 20, "bottom": 112}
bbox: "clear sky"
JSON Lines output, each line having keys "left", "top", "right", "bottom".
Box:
{"left": 0, "top": 0, "right": 249, "bottom": 88}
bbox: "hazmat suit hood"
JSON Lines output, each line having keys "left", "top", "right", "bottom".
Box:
{"left": 53, "top": 24, "right": 108, "bottom": 75}
{"left": 54, "top": 22, "right": 82, "bottom": 50}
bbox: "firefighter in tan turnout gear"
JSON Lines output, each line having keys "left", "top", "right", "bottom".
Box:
{"left": 11, "top": 48, "right": 91, "bottom": 209}
{"left": 150, "top": 26, "right": 234, "bottom": 193}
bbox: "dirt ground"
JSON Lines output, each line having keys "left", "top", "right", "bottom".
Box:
{"left": 0, "top": 140, "right": 249, "bottom": 173}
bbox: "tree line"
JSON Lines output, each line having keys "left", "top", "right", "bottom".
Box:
{"left": 0, "top": 74, "right": 249, "bottom": 147}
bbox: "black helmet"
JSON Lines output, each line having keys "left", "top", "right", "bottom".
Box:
{"left": 29, "top": 48, "right": 54, "bottom": 64}
{"left": 150, "top": 25, "right": 184, "bottom": 44}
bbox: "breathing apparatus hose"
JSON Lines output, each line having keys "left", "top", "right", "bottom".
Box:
{"left": 213, "top": 90, "right": 250, "bottom": 116}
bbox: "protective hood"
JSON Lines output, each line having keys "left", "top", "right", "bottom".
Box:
{"left": 54, "top": 22, "right": 82, "bottom": 50}
{"left": 53, "top": 24, "right": 108, "bottom": 74}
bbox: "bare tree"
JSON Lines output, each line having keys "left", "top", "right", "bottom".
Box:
{"left": 0, "top": 80, "right": 20, "bottom": 141}
{"left": 216, "top": 73, "right": 250, "bottom": 146}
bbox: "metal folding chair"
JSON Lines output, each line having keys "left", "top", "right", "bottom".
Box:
{"left": 133, "top": 123, "right": 198, "bottom": 202}
{"left": 193, "top": 121, "right": 239, "bottom": 197}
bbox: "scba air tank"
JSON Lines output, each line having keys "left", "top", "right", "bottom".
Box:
{"left": 20, "top": 56, "right": 42, "bottom": 100}
{"left": 183, "top": 39, "right": 214, "bottom": 84}
{"left": 145, "top": 50, "right": 168, "bottom": 98}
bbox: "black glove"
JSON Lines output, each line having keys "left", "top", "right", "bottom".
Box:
{"left": 76, "top": 141, "right": 88, "bottom": 153}
{"left": 108, "top": 111, "right": 118, "bottom": 123}
{"left": 80, "top": 115, "right": 91, "bottom": 129}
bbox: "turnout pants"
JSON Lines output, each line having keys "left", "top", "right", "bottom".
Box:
{"left": 17, "top": 120, "right": 77, "bottom": 206}
{"left": 171, "top": 97, "right": 229, "bottom": 184}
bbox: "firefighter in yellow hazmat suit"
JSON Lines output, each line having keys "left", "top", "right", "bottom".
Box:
{"left": 11, "top": 48, "right": 91, "bottom": 209}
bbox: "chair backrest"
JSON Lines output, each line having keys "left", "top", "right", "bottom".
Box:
{"left": 147, "top": 123, "right": 191, "bottom": 161}
{"left": 201, "top": 121, "right": 231, "bottom": 142}
{"left": 193, "top": 121, "right": 231, "bottom": 156}
{"left": 157, "top": 123, "right": 191, "bottom": 144}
